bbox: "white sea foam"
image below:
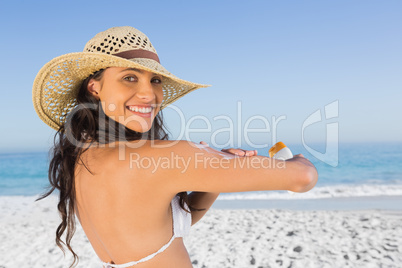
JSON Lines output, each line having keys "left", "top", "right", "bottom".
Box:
{"left": 218, "top": 183, "right": 402, "bottom": 200}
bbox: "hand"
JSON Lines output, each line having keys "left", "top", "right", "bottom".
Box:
{"left": 199, "top": 141, "right": 258, "bottom": 157}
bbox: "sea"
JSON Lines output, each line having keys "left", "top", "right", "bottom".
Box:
{"left": 1, "top": 142, "right": 402, "bottom": 209}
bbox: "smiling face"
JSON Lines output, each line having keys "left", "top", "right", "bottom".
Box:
{"left": 87, "top": 67, "right": 164, "bottom": 133}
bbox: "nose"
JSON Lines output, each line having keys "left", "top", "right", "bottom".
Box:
{"left": 136, "top": 80, "right": 157, "bottom": 102}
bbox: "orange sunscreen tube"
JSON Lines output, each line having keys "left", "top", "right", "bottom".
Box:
{"left": 269, "top": 141, "right": 293, "bottom": 160}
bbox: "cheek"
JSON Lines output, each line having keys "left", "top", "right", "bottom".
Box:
{"left": 101, "top": 95, "right": 124, "bottom": 117}
{"left": 157, "top": 89, "right": 164, "bottom": 103}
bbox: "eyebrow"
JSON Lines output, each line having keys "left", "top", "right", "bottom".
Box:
{"left": 120, "top": 68, "right": 159, "bottom": 76}
{"left": 120, "top": 68, "right": 143, "bottom": 73}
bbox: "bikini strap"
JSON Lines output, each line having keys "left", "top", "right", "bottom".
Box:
{"left": 101, "top": 234, "right": 176, "bottom": 267}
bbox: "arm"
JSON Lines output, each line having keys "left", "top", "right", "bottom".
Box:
{"left": 188, "top": 191, "right": 220, "bottom": 225}
{"left": 157, "top": 140, "right": 317, "bottom": 194}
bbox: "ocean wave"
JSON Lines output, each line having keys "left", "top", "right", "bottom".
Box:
{"left": 217, "top": 183, "right": 402, "bottom": 200}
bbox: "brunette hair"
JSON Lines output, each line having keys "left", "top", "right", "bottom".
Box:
{"left": 36, "top": 69, "right": 203, "bottom": 267}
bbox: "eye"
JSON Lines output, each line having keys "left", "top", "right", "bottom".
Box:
{"left": 152, "top": 77, "right": 162, "bottom": 84}
{"left": 123, "top": 75, "right": 137, "bottom": 82}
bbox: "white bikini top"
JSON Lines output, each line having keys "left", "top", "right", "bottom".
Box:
{"left": 101, "top": 195, "right": 192, "bottom": 267}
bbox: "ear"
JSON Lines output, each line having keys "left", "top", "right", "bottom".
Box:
{"left": 87, "top": 79, "right": 101, "bottom": 100}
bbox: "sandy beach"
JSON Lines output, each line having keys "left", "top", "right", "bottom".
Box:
{"left": 1, "top": 195, "right": 401, "bottom": 268}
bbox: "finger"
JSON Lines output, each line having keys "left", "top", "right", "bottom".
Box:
{"left": 251, "top": 150, "right": 258, "bottom": 156}
{"left": 222, "top": 148, "right": 259, "bottom": 157}
{"left": 233, "top": 149, "right": 246, "bottom": 156}
{"left": 227, "top": 149, "right": 256, "bottom": 157}
{"left": 200, "top": 141, "right": 209, "bottom": 146}
{"left": 243, "top": 150, "right": 258, "bottom": 156}
{"left": 222, "top": 148, "right": 246, "bottom": 156}
{"left": 244, "top": 150, "right": 253, "bottom": 156}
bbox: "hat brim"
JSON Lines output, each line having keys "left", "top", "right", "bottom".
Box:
{"left": 32, "top": 52, "right": 210, "bottom": 131}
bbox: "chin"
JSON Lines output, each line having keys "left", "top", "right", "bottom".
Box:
{"left": 120, "top": 116, "right": 154, "bottom": 133}
{"left": 125, "top": 123, "right": 152, "bottom": 134}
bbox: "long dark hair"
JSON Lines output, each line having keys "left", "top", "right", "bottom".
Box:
{"left": 36, "top": 69, "right": 204, "bottom": 267}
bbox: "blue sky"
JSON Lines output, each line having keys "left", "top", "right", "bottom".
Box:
{"left": 0, "top": 0, "right": 401, "bottom": 153}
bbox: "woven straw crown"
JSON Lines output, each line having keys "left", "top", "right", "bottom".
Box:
{"left": 32, "top": 26, "right": 209, "bottom": 131}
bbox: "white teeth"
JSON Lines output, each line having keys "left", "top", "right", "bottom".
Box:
{"left": 128, "top": 106, "right": 152, "bottom": 113}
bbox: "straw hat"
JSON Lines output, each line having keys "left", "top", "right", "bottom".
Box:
{"left": 32, "top": 26, "right": 209, "bottom": 131}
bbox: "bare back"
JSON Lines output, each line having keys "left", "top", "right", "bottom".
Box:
{"left": 74, "top": 140, "right": 193, "bottom": 267}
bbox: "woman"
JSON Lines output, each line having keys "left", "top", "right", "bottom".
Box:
{"left": 32, "top": 26, "right": 318, "bottom": 268}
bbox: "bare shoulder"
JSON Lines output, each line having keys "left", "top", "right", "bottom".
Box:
{"left": 75, "top": 140, "right": 180, "bottom": 203}
{"left": 75, "top": 142, "right": 123, "bottom": 173}
{"left": 113, "top": 139, "right": 220, "bottom": 160}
